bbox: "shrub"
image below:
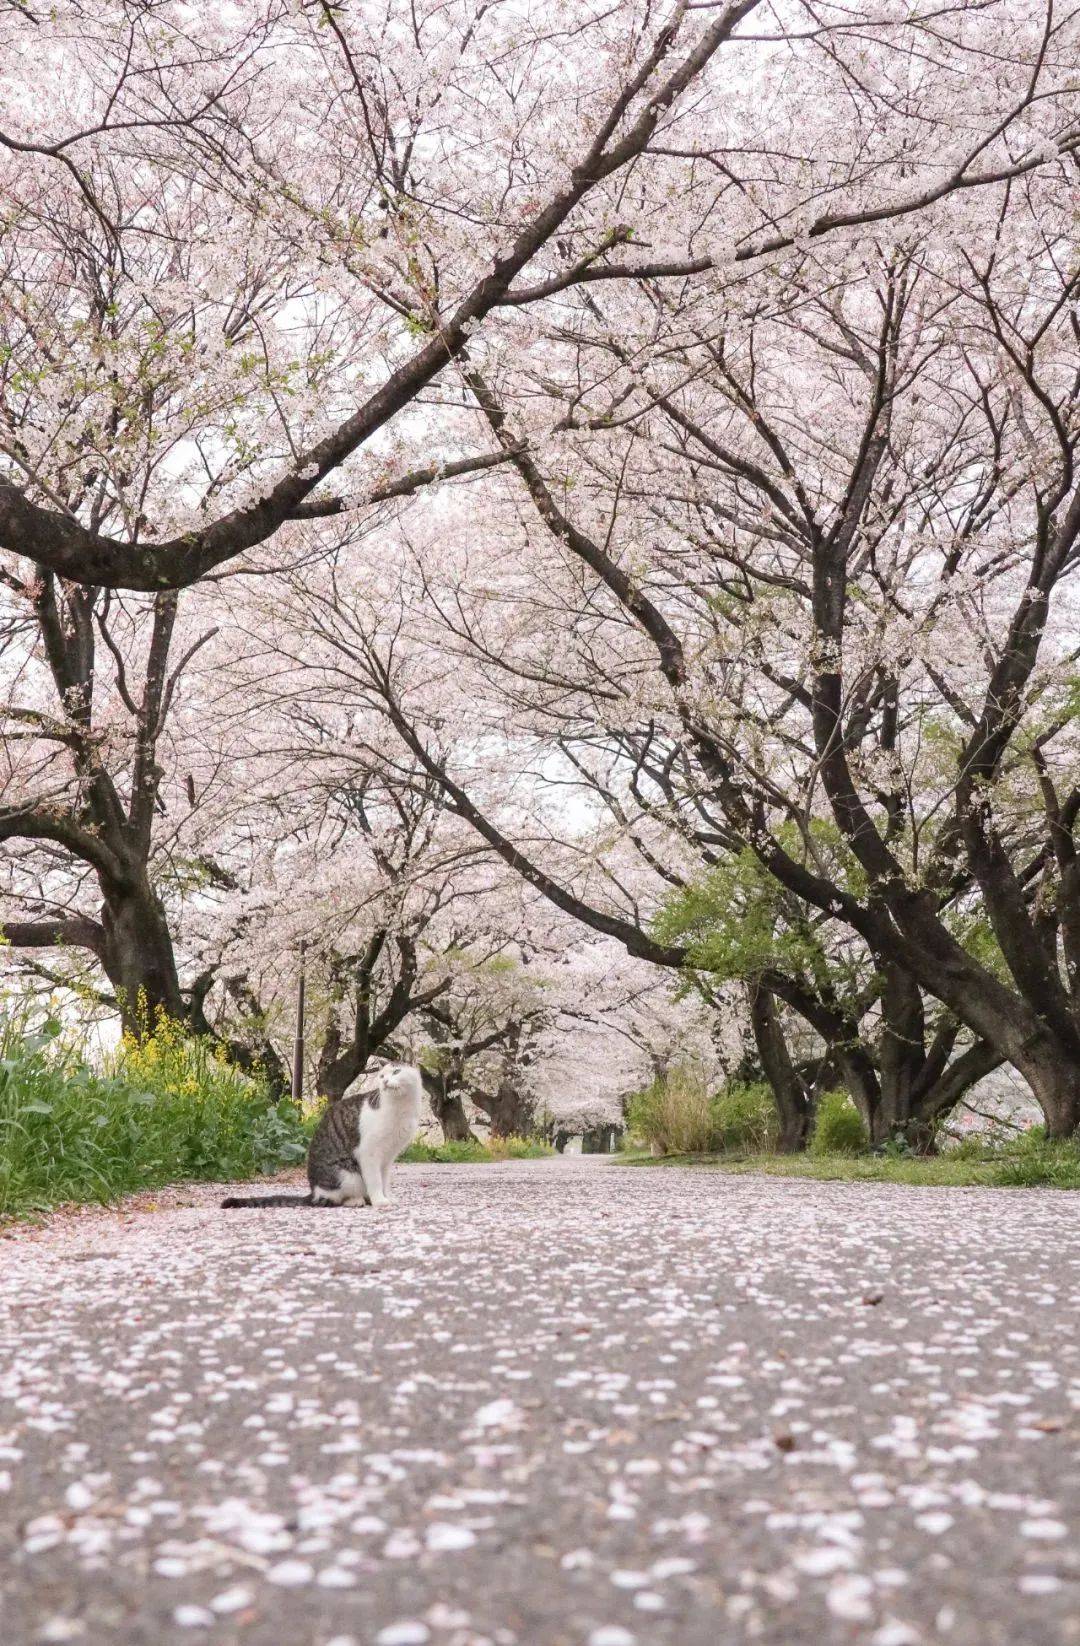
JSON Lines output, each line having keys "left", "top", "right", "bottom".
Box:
{"left": 809, "top": 1089, "right": 869, "bottom": 1156}
{"left": 712, "top": 1081, "right": 778, "bottom": 1153}
{"left": 401, "top": 1139, "right": 490, "bottom": 1163}
{"left": 0, "top": 1013, "right": 306, "bottom": 1219}
{"left": 632, "top": 1143, "right": 1080, "bottom": 1188}
{"left": 626, "top": 1068, "right": 778, "bottom": 1155}
{"left": 489, "top": 1135, "right": 553, "bottom": 1160}
{"left": 946, "top": 1133, "right": 1001, "bottom": 1160}
{"left": 626, "top": 1064, "right": 716, "bottom": 1155}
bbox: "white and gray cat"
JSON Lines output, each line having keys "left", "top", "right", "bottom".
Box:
{"left": 222, "top": 1061, "right": 422, "bottom": 1210}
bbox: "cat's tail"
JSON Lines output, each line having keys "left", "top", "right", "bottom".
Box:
{"left": 220, "top": 1192, "right": 315, "bottom": 1208}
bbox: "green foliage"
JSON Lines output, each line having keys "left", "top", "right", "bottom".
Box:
{"left": 711, "top": 1081, "right": 778, "bottom": 1153}
{"left": 918, "top": 714, "right": 965, "bottom": 759}
{"left": 878, "top": 1130, "right": 919, "bottom": 1159}
{"left": 401, "top": 1139, "right": 490, "bottom": 1163}
{"left": 630, "top": 1139, "right": 1080, "bottom": 1189}
{"left": 654, "top": 852, "right": 789, "bottom": 981}
{"left": 401, "top": 1136, "right": 553, "bottom": 1163}
{"left": 627, "top": 1067, "right": 777, "bottom": 1155}
{"left": 0, "top": 1013, "right": 306, "bottom": 1220}
{"left": 653, "top": 824, "right": 867, "bottom": 987}
{"left": 943, "top": 907, "right": 1011, "bottom": 984}
{"left": 992, "top": 1127, "right": 1080, "bottom": 1188}
{"left": 809, "top": 1089, "right": 869, "bottom": 1155}
{"left": 626, "top": 1064, "right": 717, "bottom": 1155}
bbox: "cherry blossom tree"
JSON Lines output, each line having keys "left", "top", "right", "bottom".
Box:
{"left": 1, "top": 2, "right": 1073, "bottom": 592}
{"left": 305, "top": 118, "right": 1078, "bottom": 1136}
{"left": 2, "top": 0, "right": 1079, "bottom": 1152}
{"left": 0, "top": 574, "right": 219, "bottom": 1031}
{"left": 397, "top": 163, "right": 1079, "bottom": 1133}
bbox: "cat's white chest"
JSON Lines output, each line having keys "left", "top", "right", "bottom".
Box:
{"left": 343, "top": 1063, "right": 423, "bottom": 1208}
{"left": 358, "top": 1090, "right": 421, "bottom": 1159}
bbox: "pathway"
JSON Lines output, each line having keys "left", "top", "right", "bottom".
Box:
{"left": 1, "top": 1158, "right": 1078, "bottom": 1645}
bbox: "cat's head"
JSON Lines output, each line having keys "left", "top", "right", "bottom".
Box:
{"left": 372, "top": 1062, "right": 423, "bottom": 1104}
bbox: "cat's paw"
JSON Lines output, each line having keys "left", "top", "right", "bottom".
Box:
{"left": 371, "top": 1197, "right": 395, "bottom": 1210}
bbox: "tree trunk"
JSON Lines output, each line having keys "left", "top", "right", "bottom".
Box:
{"left": 474, "top": 1077, "right": 535, "bottom": 1138}
{"left": 582, "top": 1124, "right": 622, "bottom": 1154}
{"left": 187, "top": 973, "right": 291, "bottom": 1097}
{"left": 748, "top": 981, "right": 813, "bottom": 1152}
{"left": 415, "top": 1066, "right": 477, "bottom": 1142}
{"left": 910, "top": 950, "right": 1080, "bottom": 1139}
{"left": 1014, "top": 1046, "right": 1080, "bottom": 1141}
{"left": 871, "top": 970, "right": 1004, "bottom": 1151}
{"left": 805, "top": 637, "right": 1080, "bottom": 1140}
{"left": 871, "top": 961, "right": 926, "bottom": 1146}
{"left": 867, "top": 915, "right": 1080, "bottom": 1138}
{"left": 434, "top": 1086, "right": 476, "bottom": 1142}
{"left": 100, "top": 880, "right": 185, "bottom": 1035}
{"left": 318, "top": 1043, "right": 368, "bottom": 1101}
{"left": 441, "top": 1096, "right": 475, "bottom": 1143}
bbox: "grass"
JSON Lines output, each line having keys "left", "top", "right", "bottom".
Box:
{"left": 0, "top": 1012, "right": 308, "bottom": 1221}
{"left": 622, "top": 1137, "right": 1080, "bottom": 1189}
{"left": 401, "top": 1136, "right": 553, "bottom": 1164}
{"left": 625, "top": 1067, "right": 778, "bottom": 1155}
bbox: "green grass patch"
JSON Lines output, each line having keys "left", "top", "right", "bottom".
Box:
{"left": 621, "top": 1138, "right": 1080, "bottom": 1189}
{"left": 402, "top": 1136, "right": 553, "bottom": 1164}
{"left": 0, "top": 1014, "right": 308, "bottom": 1221}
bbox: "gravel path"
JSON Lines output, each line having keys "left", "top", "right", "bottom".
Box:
{"left": 1, "top": 1157, "right": 1078, "bottom": 1646}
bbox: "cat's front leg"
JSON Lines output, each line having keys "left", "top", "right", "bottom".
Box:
{"left": 358, "top": 1141, "right": 393, "bottom": 1208}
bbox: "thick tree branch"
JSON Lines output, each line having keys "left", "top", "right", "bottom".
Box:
{"left": 0, "top": 2, "right": 759, "bottom": 591}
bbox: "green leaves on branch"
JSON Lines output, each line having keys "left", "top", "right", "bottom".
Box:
{"left": 654, "top": 822, "right": 867, "bottom": 984}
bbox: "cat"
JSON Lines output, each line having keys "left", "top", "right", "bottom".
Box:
{"left": 222, "top": 1060, "right": 423, "bottom": 1209}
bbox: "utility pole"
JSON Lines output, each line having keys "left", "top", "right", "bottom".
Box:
{"left": 292, "top": 939, "right": 307, "bottom": 1105}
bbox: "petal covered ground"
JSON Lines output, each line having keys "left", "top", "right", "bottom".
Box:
{"left": 1, "top": 1158, "right": 1078, "bottom": 1646}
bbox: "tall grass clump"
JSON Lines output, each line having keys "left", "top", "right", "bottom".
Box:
{"left": 809, "top": 1089, "right": 869, "bottom": 1156}
{"left": 0, "top": 1010, "right": 306, "bottom": 1219}
{"left": 990, "top": 1126, "right": 1080, "bottom": 1188}
{"left": 634, "top": 1124, "right": 1080, "bottom": 1188}
{"left": 627, "top": 1064, "right": 716, "bottom": 1154}
{"left": 627, "top": 1067, "right": 777, "bottom": 1155}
